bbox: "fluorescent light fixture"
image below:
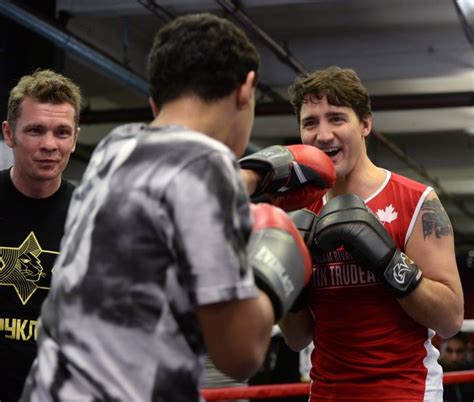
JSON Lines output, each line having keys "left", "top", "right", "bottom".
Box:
{"left": 457, "top": 0, "right": 474, "bottom": 21}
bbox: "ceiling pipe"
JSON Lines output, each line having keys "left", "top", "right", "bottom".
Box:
{"left": 136, "top": 0, "right": 285, "bottom": 102}
{"left": 137, "top": 0, "right": 174, "bottom": 22}
{"left": 0, "top": 0, "right": 149, "bottom": 95}
{"left": 215, "top": 0, "right": 307, "bottom": 75}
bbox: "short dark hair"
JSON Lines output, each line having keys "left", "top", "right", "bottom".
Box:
{"left": 450, "top": 331, "right": 470, "bottom": 345}
{"left": 288, "top": 66, "right": 371, "bottom": 123}
{"left": 7, "top": 69, "right": 82, "bottom": 131}
{"left": 147, "top": 13, "right": 259, "bottom": 108}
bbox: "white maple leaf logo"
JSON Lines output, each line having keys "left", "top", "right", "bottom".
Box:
{"left": 377, "top": 204, "right": 398, "bottom": 224}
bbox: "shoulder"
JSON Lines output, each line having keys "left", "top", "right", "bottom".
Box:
{"left": 167, "top": 126, "right": 233, "bottom": 156}
{"left": 0, "top": 168, "right": 15, "bottom": 198}
{"left": 60, "top": 178, "right": 76, "bottom": 195}
{"left": 382, "top": 170, "right": 433, "bottom": 210}
{"left": 157, "top": 127, "right": 237, "bottom": 173}
{"left": 388, "top": 171, "right": 429, "bottom": 193}
{"left": 136, "top": 125, "right": 235, "bottom": 162}
{"left": 49, "top": 179, "right": 76, "bottom": 208}
{"left": 93, "top": 123, "right": 149, "bottom": 155}
{"left": 109, "top": 122, "right": 148, "bottom": 138}
{"left": 138, "top": 127, "right": 242, "bottom": 199}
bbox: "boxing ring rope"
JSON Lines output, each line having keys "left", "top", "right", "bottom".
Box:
{"left": 461, "top": 318, "right": 474, "bottom": 332}
{"left": 201, "top": 370, "right": 474, "bottom": 400}
{"left": 202, "top": 319, "right": 474, "bottom": 400}
{"left": 202, "top": 383, "right": 309, "bottom": 400}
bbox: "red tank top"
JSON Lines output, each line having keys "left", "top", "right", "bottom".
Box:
{"left": 306, "top": 171, "right": 443, "bottom": 401}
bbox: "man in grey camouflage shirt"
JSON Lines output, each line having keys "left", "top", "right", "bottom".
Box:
{"left": 21, "top": 13, "right": 315, "bottom": 402}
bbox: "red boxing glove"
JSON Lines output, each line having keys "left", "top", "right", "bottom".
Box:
{"left": 239, "top": 144, "right": 335, "bottom": 211}
{"left": 248, "top": 203, "right": 312, "bottom": 321}
{"left": 270, "top": 185, "right": 327, "bottom": 213}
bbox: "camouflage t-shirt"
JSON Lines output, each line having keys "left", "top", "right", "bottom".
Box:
{"left": 23, "top": 123, "right": 258, "bottom": 402}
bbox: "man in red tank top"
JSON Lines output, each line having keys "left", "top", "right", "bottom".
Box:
{"left": 279, "top": 66, "right": 464, "bottom": 402}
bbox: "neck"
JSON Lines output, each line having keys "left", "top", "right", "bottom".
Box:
{"left": 150, "top": 96, "right": 234, "bottom": 144}
{"left": 10, "top": 167, "right": 61, "bottom": 198}
{"left": 329, "top": 157, "right": 386, "bottom": 200}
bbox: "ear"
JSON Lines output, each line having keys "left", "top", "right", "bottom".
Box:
{"left": 236, "top": 71, "right": 256, "bottom": 110}
{"left": 2, "top": 121, "right": 15, "bottom": 147}
{"left": 149, "top": 97, "right": 160, "bottom": 118}
{"left": 71, "top": 127, "right": 80, "bottom": 153}
{"left": 361, "top": 115, "right": 372, "bottom": 138}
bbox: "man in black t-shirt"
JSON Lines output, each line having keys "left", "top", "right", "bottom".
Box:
{"left": 439, "top": 331, "right": 474, "bottom": 402}
{"left": 0, "top": 69, "right": 81, "bottom": 401}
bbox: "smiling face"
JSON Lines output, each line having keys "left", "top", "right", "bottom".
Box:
{"left": 299, "top": 94, "right": 371, "bottom": 182}
{"left": 2, "top": 97, "right": 78, "bottom": 194}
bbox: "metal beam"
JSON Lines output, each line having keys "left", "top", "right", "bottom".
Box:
{"left": 255, "top": 91, "right": 474, "bottom": 115}
{"left": 0, "top": 0, "right": 148, "bottom": 95}
{"left": 216, "top": 0, "right": 307, "bottom": 75}
{"left": 79, "top": 91, "right": 474, "bottom": 124}
{"left": 453, "top": 0, "right": 474, "bottom": 45}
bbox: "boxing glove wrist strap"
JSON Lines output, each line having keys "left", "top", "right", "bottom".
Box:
{"left": 383, "top": 249, "right": 423, "bottom": 298}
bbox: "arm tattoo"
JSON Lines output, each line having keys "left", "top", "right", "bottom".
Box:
{"left": 421, "top": 199, "right": 453, "bottom": 239}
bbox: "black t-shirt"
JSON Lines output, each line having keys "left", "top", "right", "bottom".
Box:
{"left": 0, "top": 168, "right": 75, "bottom": 401}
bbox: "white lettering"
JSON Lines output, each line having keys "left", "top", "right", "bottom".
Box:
{"left": 315, "top": 263, "right": 378, "bottom": 288}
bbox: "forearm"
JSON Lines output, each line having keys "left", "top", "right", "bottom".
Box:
{"left": 278, "top": 308, "right": 314, "bottom": 351}
{"left": 397, "top": 276, "right": 464, "bottom": 339}
{"left": 198, "top": 292, "right": 275, "bottom": 381}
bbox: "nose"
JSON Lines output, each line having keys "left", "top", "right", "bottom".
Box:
{"left": 315, "top": 121, "right": 334, "bottom": 144}
{"left": 39, "top": 132, "right": 58, "bottom": 152}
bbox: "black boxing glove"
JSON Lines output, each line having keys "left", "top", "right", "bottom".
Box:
{"left": 239, "top": 145, "right": 336, "bottom": 211}
{"left": 288, "top": 208, "right": 318, "bottom": 246}
{"left": 287, "top": 208, "right": 318, "bottom": 312}
{"left": 248, "top": 203, "right": 312, "bottom": 321}
{"left": 314, "top": 194, "right": 423, "bottom": 297}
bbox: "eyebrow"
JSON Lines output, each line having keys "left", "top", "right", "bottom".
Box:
{"left": 301, "top": 111, "right": 348, "bottom": 123}
{"left": 22, "top": 123, "right": 43, "bottom": 130}
{"left": 23, "top": 123, "right": 74, "bottom": 131}
{"left": 300, "top": 116, "right": 314, "bottom": 125}
{"left": 55, "top": 124, "right": 74, "bottom": 131}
